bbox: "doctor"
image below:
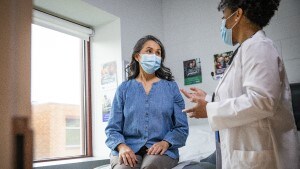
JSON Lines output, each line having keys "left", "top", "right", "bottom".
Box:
{"left": 181, "top": 0, "right": 300, "bottom": 169}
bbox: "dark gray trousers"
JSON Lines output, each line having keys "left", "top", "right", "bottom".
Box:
{"left": 110, "top": 154, "right": 178, "bottom": 169}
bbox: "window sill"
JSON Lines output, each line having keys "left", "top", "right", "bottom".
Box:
{"left": 33, "top": 157, "right": 109, "bottom": 169}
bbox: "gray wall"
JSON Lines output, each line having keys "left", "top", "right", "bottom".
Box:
{"left": 162, "top": 0, "right": 300, "bottom": 124}
{"left": 91, "top": 19, "right": 122, "bottom": 159}
{"left": 84, "top": 0, "right": 300, "bottom": 106}
{"left": 163, "top": 0, "right": 225, "bottom": 93}
{"left": 163, "top": 0, "right": 300, "bottom": 88}
{"left": 84, "top": 0, "right": 164, "bottom": 63}
{"left": 264, "top": 0, "right": 300, "bottom": 83}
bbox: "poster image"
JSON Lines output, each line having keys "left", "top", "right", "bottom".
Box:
{"left": 101, "top": 61, "right": 117, "bottom": 90}
{"left": 102, "top": 90, "right": 115, "bottom": 122}
{"left": 183, "top": 58, "right": 202, "bottom": 85}
{"left": 213, "top": 51, "right": 233, "bottom": 80}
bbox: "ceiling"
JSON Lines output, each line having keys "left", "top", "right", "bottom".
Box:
{"left": 33, "top": 0, "right": 118, "bottom": 28}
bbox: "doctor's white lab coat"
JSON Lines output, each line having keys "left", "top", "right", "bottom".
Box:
{"left": 207, "top": 30, "right": 300, "bottom": 169}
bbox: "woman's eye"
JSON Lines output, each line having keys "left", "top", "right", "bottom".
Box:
{"left": 156, "top": 52, "right": 161, "bottom": 56}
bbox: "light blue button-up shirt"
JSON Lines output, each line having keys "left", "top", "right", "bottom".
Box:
{"left": 105, "top": 79, "right": 189, "bottom": 159}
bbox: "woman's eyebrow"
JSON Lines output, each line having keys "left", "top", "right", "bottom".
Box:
{"left": 145, "top": 47, "right": 161, "bottom": 51}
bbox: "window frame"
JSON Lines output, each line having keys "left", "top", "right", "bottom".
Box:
{"left": 31, "top": 32, "right": 93, "bottom": 163}
{"left": 84, "top": 41, "right": 93, "bottom": 158}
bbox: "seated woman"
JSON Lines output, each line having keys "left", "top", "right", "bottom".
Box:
{"left": 105, "top": 35, "right": 189, "bottom": 169}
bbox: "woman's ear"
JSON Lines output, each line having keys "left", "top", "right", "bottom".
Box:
{"left": 134, "top": 53, "right": 140, "bottom": 62}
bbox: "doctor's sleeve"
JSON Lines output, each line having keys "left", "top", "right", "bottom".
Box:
{"left": 206, "top": 42, "right": 282, "bottom": 131}
{"left": 105, "top": 84, "right": 126, "bottom": 151}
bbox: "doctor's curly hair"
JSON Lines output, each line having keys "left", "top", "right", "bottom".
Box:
{"left": 218, "top": 0, "right": 281, "bottom": 28}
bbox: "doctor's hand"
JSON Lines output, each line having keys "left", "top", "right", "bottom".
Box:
{"left": 182, "top": 96, "right": 208, "bottom": 118}
{"left": 180, "top": 87, "right": 208, "bottom": 118}
{"left": 147, "top": 140, "right": 169, "bottom": 155}
{"left": 117, "top": 143, "right": 138, "bottom": 167}
{"left": 180, "top": 87, "right": 207, "bottom": 100}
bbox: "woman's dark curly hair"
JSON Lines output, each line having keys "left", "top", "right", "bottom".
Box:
{"left": 127, "top": 35, "right": 174, "bottom": 81}
{"left": 218, "top": 0, "right": 281, "bottom": 28}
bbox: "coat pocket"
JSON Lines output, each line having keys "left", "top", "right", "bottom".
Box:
{"left": 231, "top": 150, "right": 276, "bottom": 169}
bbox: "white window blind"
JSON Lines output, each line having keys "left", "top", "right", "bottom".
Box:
{"left": 32, "top": 10, "right": 93, "bottom": 41}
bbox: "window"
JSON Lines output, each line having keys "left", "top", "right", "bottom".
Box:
{"left": 31, "top": 22, "right": 92, "bottom": 161}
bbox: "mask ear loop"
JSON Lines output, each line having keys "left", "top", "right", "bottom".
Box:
{"left": 229, "top": 18, "right": 239, "bottom": 29}
{"left": 225, "top": 10, "right": 239, "bottom": 29}
{"left": 225, "top": 10, "right": 237, "bottom": 20}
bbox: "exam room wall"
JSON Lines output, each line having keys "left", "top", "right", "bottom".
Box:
{"left": 162, "top": 0, "right": 300, "bottom": 125}
{"left": 91, "top": 19, "right": 122, "bottom": 159}
{"left": 84, "top": 0, "right": 164, "bottom": 64}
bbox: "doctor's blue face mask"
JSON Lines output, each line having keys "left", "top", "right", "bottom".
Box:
{"left": 220, "top": 11, "right": 238, "bottom": 46}
{"left": 139, "top": 53, "right": 161, "bottom": 74}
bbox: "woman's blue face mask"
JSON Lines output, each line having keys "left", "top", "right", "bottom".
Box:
{"left": 139, "top": 53, "right": 161, "bottom": 74}
{"left": 220, "top": 11, "right": 238, "bottom": 46}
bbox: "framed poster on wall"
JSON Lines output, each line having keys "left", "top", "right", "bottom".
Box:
{"left": 213, "top": 51, "right": 233, "bottom": 80}
{"left": 100, "top": 61, "right": 118, "bottom": 90}
{"left": 183, "top": 58, "right": 202, "bottom": 85}
{"left": 101, "top": 89, "right": 115, "bottom": 122}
